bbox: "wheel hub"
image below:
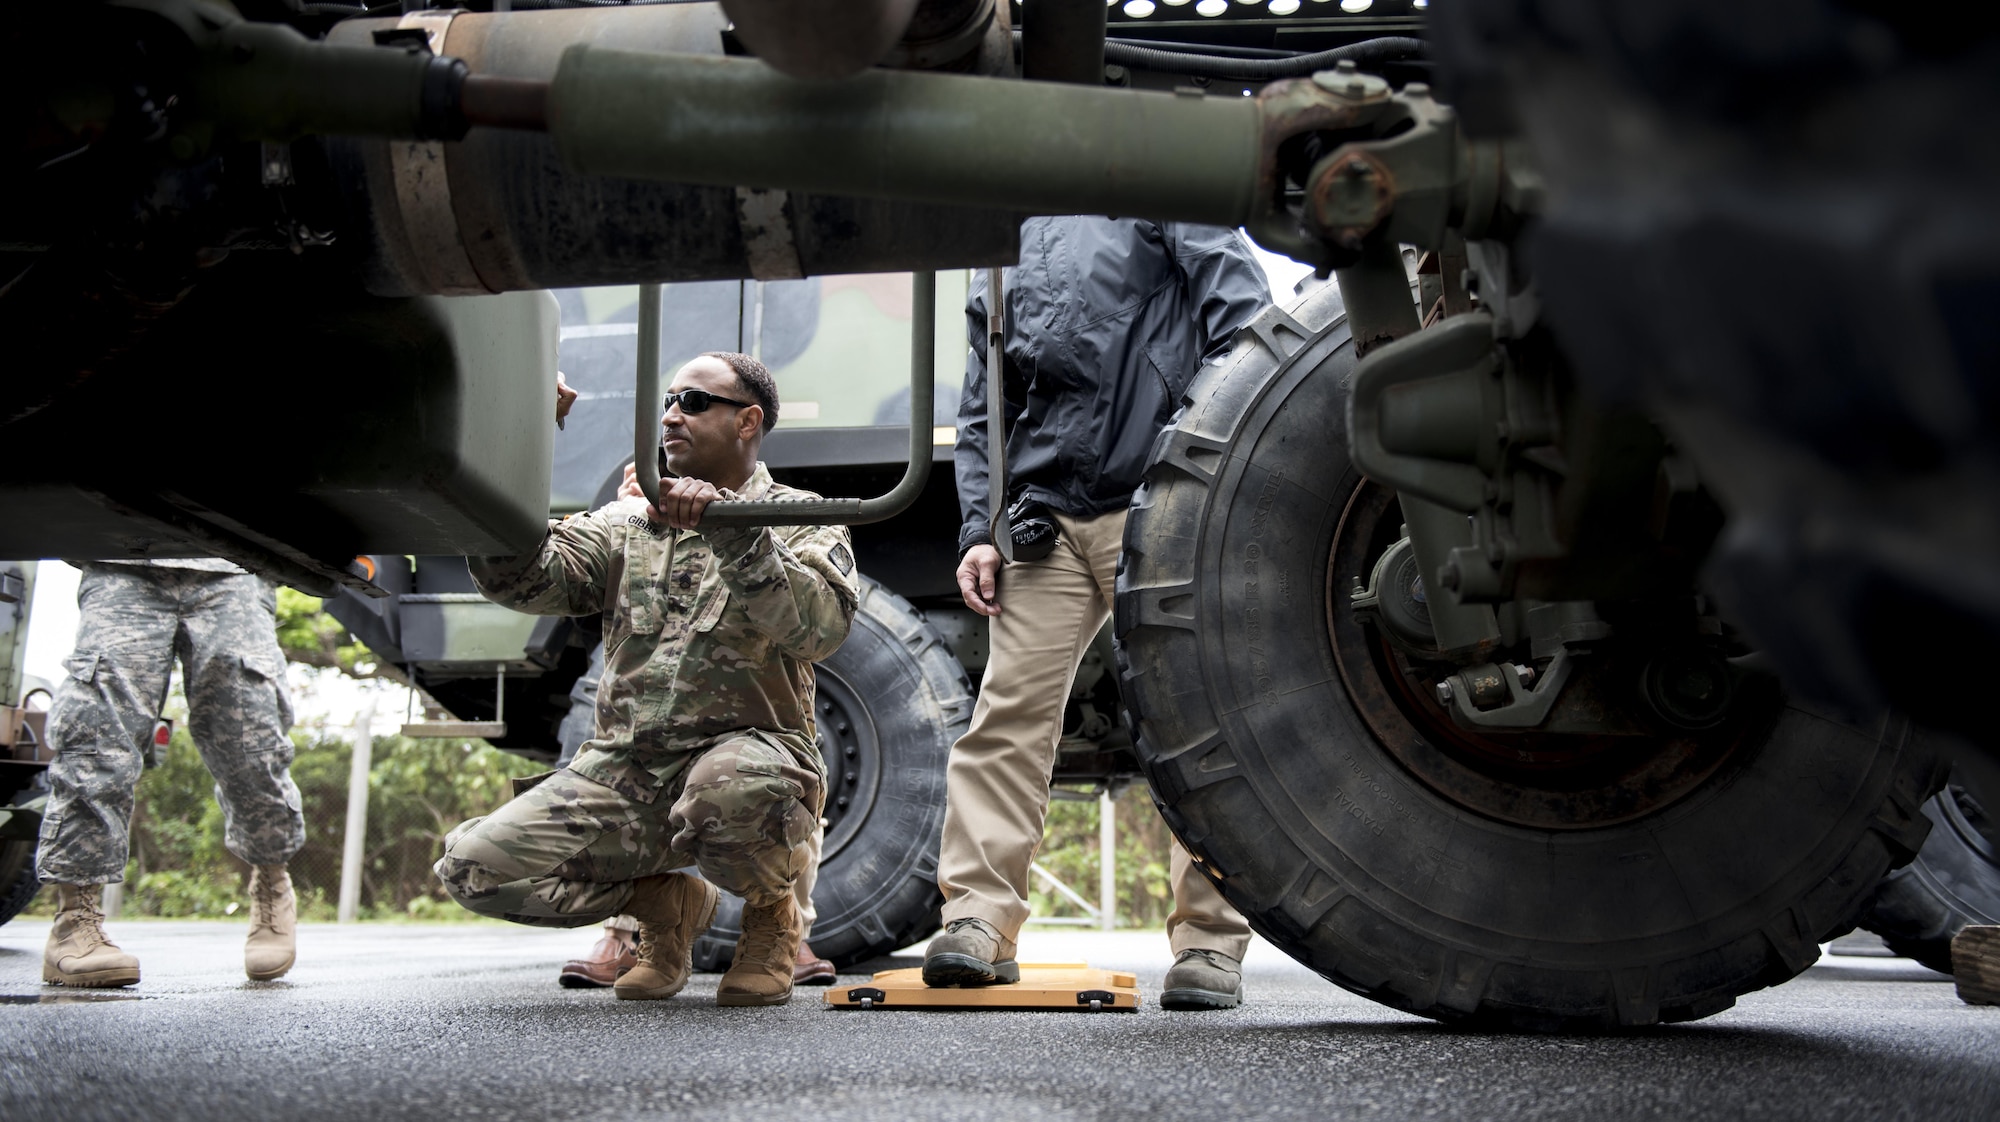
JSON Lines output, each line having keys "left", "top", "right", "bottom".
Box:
{"left": 1329, "top": 482, "right": 1771, "bottom": 830}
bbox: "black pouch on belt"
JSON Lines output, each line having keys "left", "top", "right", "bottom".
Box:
{"left": 1007, "top": 496, "right": 1059, "bottom": 562}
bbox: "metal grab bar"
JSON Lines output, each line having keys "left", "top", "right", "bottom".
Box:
{"left": 634, "top": 281, "right": 665, "bottom": 512}
{"left": 635, "top": 271, "right": 936, "bottom": 528}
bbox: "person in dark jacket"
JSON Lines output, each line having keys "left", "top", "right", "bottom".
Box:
{"left": 925, "top": 216, "right": 1272, "bottom": 1008}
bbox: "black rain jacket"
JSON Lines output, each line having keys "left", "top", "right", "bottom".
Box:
{"left": 955, "top": 217, "right": 1271, "bottom": 555}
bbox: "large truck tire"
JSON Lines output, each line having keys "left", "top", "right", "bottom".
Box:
{"left": 694, "top": 575, "right": 965, "bottom": 970}
{"left": 1114, "top": 287, "right": 1944, "bottom": 1031}
{"left": 1862, "top": 776, "right": 2000, "bottom": 973}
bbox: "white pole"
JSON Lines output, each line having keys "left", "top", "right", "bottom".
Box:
{"left": 1098, "top": 788, "right": 1116, "bottom": 932}
{"left": 337, "top": 689, "right": 378, "bottom": 923}
{"left": 101, "top": 881, "right": 122, "bottom": 918}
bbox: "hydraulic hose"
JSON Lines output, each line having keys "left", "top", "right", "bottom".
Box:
{"left": 1096, "top": 35, "right": 1427, "bottom": 81}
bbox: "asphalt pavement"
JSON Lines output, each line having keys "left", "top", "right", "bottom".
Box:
{"left": 1, "top": 919, "right": 1995, "bottom": 1122}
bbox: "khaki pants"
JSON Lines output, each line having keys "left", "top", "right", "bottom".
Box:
{"left": 938, "top": 508, "right": 1251, "bottom": 960}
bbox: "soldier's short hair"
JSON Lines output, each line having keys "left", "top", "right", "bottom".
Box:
{"left": 702, "top": 351, "right": 778, "bottom": 434}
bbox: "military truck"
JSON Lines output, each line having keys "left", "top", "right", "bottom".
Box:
{"left": 325, "top": 272, "right": 1027, "bottom": 971}
{"left": 4, "top": 0, "right": 1995, "bottom": 1026}
{"left": 0, "top": 563, "right": 51, "bottom": 924}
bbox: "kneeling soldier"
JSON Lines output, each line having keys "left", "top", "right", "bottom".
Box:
{"left": 436, "top": 352, "right": 857, "bottom": 1007}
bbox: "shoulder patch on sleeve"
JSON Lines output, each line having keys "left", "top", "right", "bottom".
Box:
{"left": 829, "top": 542, "right": 854, "bottom": 576}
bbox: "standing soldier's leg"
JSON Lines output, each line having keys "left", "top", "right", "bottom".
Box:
{"left": 669, "top": 735, "right": 822, "bottom": 1006}
{"left": 927, "top": 511, "right": 1116, "bottom": 987}
{"left": 36, "top": 565, "right": 179, "bottom": 987}
{"left": 178, "top": 573, "right": 305, "bottom": 980}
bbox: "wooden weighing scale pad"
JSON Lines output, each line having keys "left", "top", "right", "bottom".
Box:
{"left": 825, "top": 964, "right": 1140, "bottom": 1011}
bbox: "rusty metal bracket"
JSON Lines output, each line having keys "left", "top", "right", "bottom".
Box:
{"left": 1444, "top": 651, "right": 1575, "bottom": 730}
{"left": 1241, "top": 64, "right": 1402, "bottom": 271}
{"left": 1302, "top": 78, "right": 1517, "bottom": 259}
{"left": 384, "top": 8, "right": 489, "bottom": 295}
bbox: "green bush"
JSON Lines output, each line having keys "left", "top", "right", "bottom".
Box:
{"left": 122, "top": 869, "right": 240, "bottom": 918}
{"left": 27, "top": 726, "right": 539, "bottom": 921}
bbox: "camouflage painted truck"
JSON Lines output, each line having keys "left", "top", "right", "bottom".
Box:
{"left": 3, "top": 0, "right": 1996, "bottom": 1024}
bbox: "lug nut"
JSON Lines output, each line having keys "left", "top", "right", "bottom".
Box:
{"left": 1436, "top": 681, "right": 1455, "bottom": 705}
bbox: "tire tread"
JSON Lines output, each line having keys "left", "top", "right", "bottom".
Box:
{"left": 1114, "top": 287, "right": 1943, "bottom": 1031}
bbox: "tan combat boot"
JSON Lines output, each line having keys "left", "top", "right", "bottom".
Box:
{"left": 716, "top": 896, "right": 801, "bottom": 1007}
{"left": 613, "top": 872, "right": 720, "bottom": 1001}
{"left": 43, "top": 884, "right": 141, "bottom": 988}
{"left": 245, "top": 865, "right": 297, "bottom": 981}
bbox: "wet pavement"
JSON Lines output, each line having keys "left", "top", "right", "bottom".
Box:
{"left": 1, "top": 920, "right": 1995, "bottom": 1121}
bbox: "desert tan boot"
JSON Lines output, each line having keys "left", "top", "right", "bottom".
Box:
{"left": 43, "top": 884, "right": 140, "bottom": 988}
{"left": 244, "top": 865, "right": 297, "bottom": 981}
{"left": 614, "top": 873, "right": 720, "bottom": 1001}
{"left": 716, "top": 896, "right": 801, "bottom": 1007}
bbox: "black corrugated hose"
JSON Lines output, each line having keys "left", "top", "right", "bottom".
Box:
{"left": 1101, "top": 35, "right": 1427, "bottom": 80}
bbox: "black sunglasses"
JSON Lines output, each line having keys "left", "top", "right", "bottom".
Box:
{"left": 664, "top": 388, "right": 755, "bottom": 414}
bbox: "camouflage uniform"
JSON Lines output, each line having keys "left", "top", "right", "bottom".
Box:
{"left": 36, "top": 559, "right": 304, "bottom": 885}
{"left": 436, "top": 464, "right": 858, "bottom": 925}
{"left": 555, "top": 642, "right": 826, "bottom": 940}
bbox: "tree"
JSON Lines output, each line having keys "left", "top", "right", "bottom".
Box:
{"left": 274, "top": 587, "right": 406, "bottom": 683}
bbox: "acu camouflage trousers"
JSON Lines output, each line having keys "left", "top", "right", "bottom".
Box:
{"left": 435, "top": 735, "right": 822, "bottom": 927}
{"left": 37, "top": 565, "right": 304, "bottom": 885}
